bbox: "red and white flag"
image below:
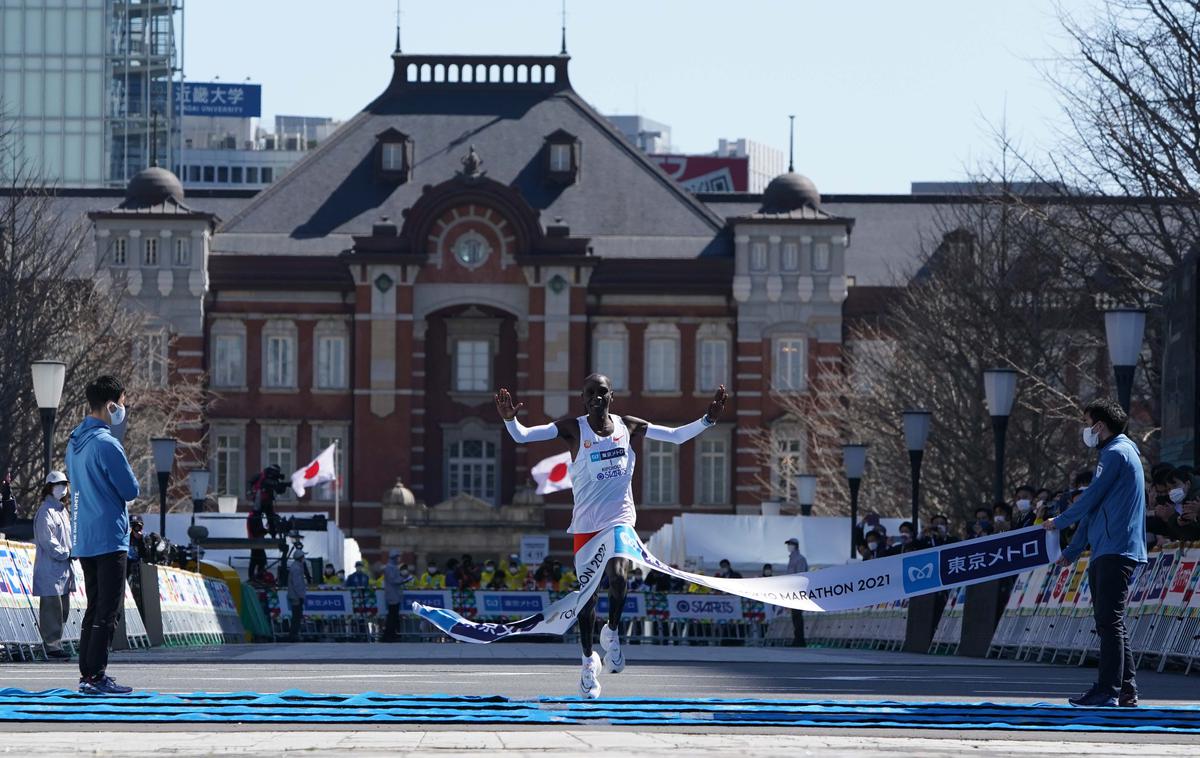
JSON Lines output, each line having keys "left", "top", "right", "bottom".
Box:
{"left": 531, "top": 452, "right": 572, "bottom": 494}
{"left": 292, "top": 443, "right": 337, "bottom": 497}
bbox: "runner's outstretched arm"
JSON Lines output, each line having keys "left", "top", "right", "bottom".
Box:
{"left": 495, "top": 388, "right": 568, "bottom": 442}
{"left": 626, "top": 385, "right": 728, "bottom": 443}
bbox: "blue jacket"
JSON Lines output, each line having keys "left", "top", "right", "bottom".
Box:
{"left": 1057, "top": 434, "right": 1147, "bottom": 563}
{"left": 65, "top": 416, "right": 140, "bottom": 558}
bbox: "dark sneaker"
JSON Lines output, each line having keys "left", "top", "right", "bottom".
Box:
{"left": 1069, "top": 684, "right": 1117, "bottom": 707}
{"left": 80, "top": 676, "right": 133, "bottom": 695}
{"left": 45, "top": 648, "right": 71, "bottom": 660}
{"left": 1119, "top": 686, "right": 1139, "bottom": 708}
{"left": 77, "top": 678, "right": 101, "bottom": 695}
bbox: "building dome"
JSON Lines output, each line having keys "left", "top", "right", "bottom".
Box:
{"left": 759, "top": 171, "right": 821, "bottom": 213}
{"left": 124, "top": 166, "right": 185, "bottom": 208}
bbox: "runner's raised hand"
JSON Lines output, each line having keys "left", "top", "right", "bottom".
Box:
{"left": 705, "top": 385, "right": 728, "bottom": 423}
{"left": 494, "top": 388, "right": 523, "bottom": 421}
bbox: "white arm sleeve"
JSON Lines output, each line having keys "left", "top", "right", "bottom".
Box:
{"left": 646, "top": 416, "right": 714, "bottom": 445}
{"left": 504, "top": 417, "right": 560, "bottom": 443}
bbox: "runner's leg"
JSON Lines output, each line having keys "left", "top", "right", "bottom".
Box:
{"left": 605, "top": 558, "right": 629, "bottom": 631}
{"left": 579, "top": 592, "right": 598, "bottom": 657}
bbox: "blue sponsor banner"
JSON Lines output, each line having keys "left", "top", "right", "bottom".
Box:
{"left": 476, "top": 591, "right": 549, "bottom": 617}
{"left": 403, "top": 590, "right": 451, "bottom": 610}
{"left": 937, "top": 529, "right": 1051, "bottom": 586}
{"left": 178, "top": 82, "right": 261, "bottom": 117}
{"left": 277, "top": 590, "right": 351, "bottom": 617}
{"left": 597, "top": 593, "right": 646, "bottom": 616}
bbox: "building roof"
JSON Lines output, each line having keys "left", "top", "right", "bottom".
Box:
{"left": 218, "top": 53, "right": 730, "bottom": 259}
{"left": 208, "top": 254, "right": 355, "bottom": 291}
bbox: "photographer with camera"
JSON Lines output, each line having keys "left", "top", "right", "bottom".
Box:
{"left": 246, "top": 465, "right": 288, "bottom": 581}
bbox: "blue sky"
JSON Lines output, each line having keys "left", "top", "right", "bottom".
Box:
{"left": 183, "top": 0, "right": 1096, "bottom": 194}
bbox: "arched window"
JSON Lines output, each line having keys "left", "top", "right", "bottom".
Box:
{"left": 262, "top": 319, "right": 297, "bottom": 389}
{"left": 314, "top": 320, "right": 349, "bottom": 390}
{"left": 771, "top": 422, "right": 806, "bottom": 503}
{"left": 591, "top": 321, "right": 628, "bottom": 391}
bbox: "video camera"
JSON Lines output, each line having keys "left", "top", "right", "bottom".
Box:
{"left": 249, "top": 465, "right": 291, "bottom": 499}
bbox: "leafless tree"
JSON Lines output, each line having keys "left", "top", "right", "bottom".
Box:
{"left": 0, "top": 108, "right": 208, "bottom": 518}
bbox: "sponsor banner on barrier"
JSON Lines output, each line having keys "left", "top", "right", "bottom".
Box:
{"left": 666, "top": 594, "right": 741, "bottom": 621}
{"left": 402, "top": 590, "right": 451, "bottom": 610}
{"left": 597, "top": 593, "right": 646, "bottom": 617}
{"left": 276, "top": 590, "right": 353, "bottom": 618}
{"left": 476, "top": 591, "right": 550, "bottom": 617}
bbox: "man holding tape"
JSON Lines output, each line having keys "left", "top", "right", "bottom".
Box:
{"left": 1044, "top": 398, "right": 1147, "bottom": 708}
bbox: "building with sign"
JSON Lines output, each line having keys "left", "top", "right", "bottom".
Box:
{"left": 0, "top": 0, "right": 181, "bottom": 186}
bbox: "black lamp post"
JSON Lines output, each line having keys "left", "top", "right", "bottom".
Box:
{"left": 795, "top": 474, "right": 817, "bottom": 517}
{"left": 1103, "top": 307, "right": 1147, "bottom": 414}
{"left": 902, "top": 410, "right": 932, "bottom": 532}
{"left": 842, "top": 443, "right": 868, "bottom": 559}
{"left": 151, "top": 437, "right": 177, "bottom": 540}
{"left": 983, "top": 369, "right": 1018, "bottom": 505}
{"left": 30, "top": 361, "right": 66, "bottom": 480}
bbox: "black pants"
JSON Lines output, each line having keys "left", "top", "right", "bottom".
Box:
{"left": 383, "top": 603, "right": 400, "bottom": 641}
{"left": 1089, "top": 555, "right": 1138, "bottom": 697}
{"left": 289, "top": 601, "right": 304, "bottom": 641}
{"left": 79, "top": 551, "right": 127, "bottom": 681}
{"left": 791, "top": 609, "right": 806, "bottom": 646}
{"left": 248, "top": 549, "right": 267, "bottom": 581}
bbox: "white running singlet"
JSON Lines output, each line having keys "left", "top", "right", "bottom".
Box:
{"left": 567, "top": 415, "right": 637, "bottom": 534}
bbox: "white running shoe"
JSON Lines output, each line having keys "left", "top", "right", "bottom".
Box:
{"left": 599, "top": 623, "right": 626, "bottom": 673}
{"left": 579, "top": 651, "right": 602, "bottom": 699}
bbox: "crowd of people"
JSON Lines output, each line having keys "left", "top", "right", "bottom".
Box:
{"left": 850, "top": 463, "right": 1199, "bottom": 560}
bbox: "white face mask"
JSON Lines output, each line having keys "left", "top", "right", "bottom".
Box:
{"left": 1169, "top": 488, "right": 1186, "bottom": 505}
{"left": 1016, "top": 499, "right": 1032, "bottom": 512}
{"left": 995, "top": 515, "right": 1007, "bottom": 523}
{"left": 1082, "top": 424, "right": 1100, "bottom": 448}
{"left": 108, "top": 401, "right": 126, "bottom": 427}
{"left": 867, "top": 541, "right": 879, "bottom": 551}
{"left": 51, "top": 485, "right": 67, "bottom": 500}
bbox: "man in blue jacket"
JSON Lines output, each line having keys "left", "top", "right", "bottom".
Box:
{"left": 1045, "top": 398, "right": 1147, "bottom": 708}
{"left": 66, "top": 375, "right": 140, "bottom": 695}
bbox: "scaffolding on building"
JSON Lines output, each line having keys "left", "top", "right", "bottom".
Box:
{"left": 108, "top": 0, "right": 182, "bottom": 185}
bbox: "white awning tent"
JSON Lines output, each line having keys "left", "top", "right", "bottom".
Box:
{"left": 645, "top": 514, "right": 908, "bottom": 573}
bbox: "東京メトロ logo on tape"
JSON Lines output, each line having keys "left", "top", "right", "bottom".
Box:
{"left": 901, "top": 555, "right": 941, "bottom": 594}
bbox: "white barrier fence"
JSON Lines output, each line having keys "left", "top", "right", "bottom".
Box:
{"left": 0, "top": 539, "right": 149, "bottom": 661}
{"left": 156, "top": 565, "right": 243, "bottom": 645}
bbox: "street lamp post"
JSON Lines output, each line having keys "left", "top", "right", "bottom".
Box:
{"left": 983, "top": 369, "right": 1018, "bottom": 505}
{"left": 795, "top": 474, "right": 817, "bottom": 517}
{"left": 902, "top": 410, "right": 932, "bottom": 532}
{"left": 1103, "top": 307, "right": 1147, "bottom": 414}
{"left": 151, "top": 437, "right": 177, "bottom": 541}
{"left": 842, "top": 444, "right": 868, "bottom": 559}
{"left": 187, "top": 469, "right": 210, "bottom": 528}
{"left": 30, "top": 361, "right": 66, "bottom": 480}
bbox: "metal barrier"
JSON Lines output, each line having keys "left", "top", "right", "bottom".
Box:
{"left": 259, "top": 587, "right": 780, "bottom": 645}
{"left": 804, "top": 599, "right": 909, "bottom": 651}
{"left": 0, "top": 539, "right": 150, "bottom": 661}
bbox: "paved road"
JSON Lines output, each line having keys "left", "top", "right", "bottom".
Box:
{"left": 1, "top": 643, "right": 1197, "bottom": 756}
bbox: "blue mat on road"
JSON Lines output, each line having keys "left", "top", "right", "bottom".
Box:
{"left": 1, "top": 689, "right": 1199, "bottom": 733}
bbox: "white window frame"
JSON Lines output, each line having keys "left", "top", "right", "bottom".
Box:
{"left": 591, "top": 321, "right": 628, "bottom": 391}
{"left": 314, "top": 321, "right": 349, "bottom": 390}
{"left": 643, "top": 438, "right": 678, "bottom": 505}
{"left": 453, "top": 338, "right": 491, "bottom": 392}
{"left": 782, "top": 240, "right": 800, "bottom": 271}
{"left": 112, "top": 237, "right": 127, "bottom": 266}
{"left": 212, "top": 425, "right": 245, "bottom": 499}
{"left": 696, "top": 433, "right": 730, "bottom": 505}
{"left": 695, "top": 323, "right": 731, "bottom": 393}
{"left": 446, "top": 438, "right": 498, "bottom": 505}
{"left": 772, "top": 336, "right": 807, "bottom": 392}
{"left": 210, "top": 320, "right": 246, "bottom": 389}
{"left": 549, "top": 143, "right": 572, "bottom": 172}
{"left": 173, "top": 236, "right": 191, "bottom": 267}
{"left": 262, "top": 320, "right": 298, "bottom": 389}
{"left": 261, "top": 424, "right": 297, "bottom": 501}
{"left": 644, "top": 322, "right": 680, "bottom": 393}
{"left": 381, "top": 142, "right": 406, "bottom": 171}
{"left": 813, "top": 241, "right": 831, "bottom": 272}
{"left": 750, "top": 240, "right": 768, "bottom": 271}
{"left": 771, "top": 424, "right": 806, "bottom": 503}
{"left": 312, "top": 424, "right": 348, "bottom": 501}
{"left": 143, "top": 236, "right": 158, "bottom": 266}
{"left": 134, "top": 330, "right": 168, "bottom": 387}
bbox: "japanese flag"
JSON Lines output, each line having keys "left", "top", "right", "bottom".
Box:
{"left": 292, "top": 443, "right": 337, "bottom": 497}
{"left": 531, "top": 452, "right": 573, "bottom": 494}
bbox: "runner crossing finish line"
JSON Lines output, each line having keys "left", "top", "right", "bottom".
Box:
{"left": 414, "top": 374, "right": 1060, "bottom": 698}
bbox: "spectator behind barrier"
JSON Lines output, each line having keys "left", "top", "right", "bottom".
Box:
{"left": 993, "top": 502, "right": 1013, "bottom": 532}
{"left": 716, "top": 559, "right": 742, "bottom": 579}
{"left": 344, "top": 561, "right": 370, "bottom": 588}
